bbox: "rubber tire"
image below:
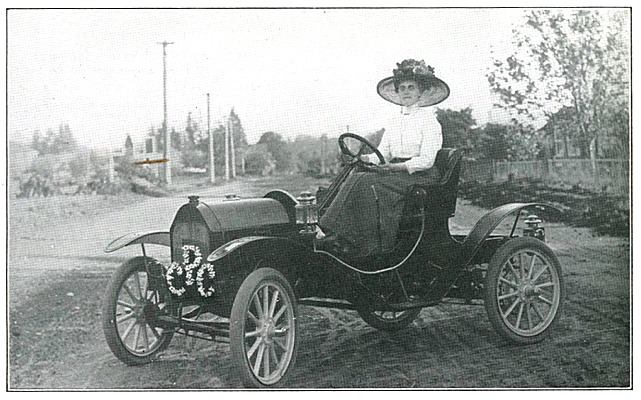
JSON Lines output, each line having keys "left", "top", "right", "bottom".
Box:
{"left": 358, "top": 308, "right": 421, "bottom": 332}
{"left": 102, "top": 257, "right": 173, "bottom": 365}
{"left": 484, "top": 237, "right": 564, "bottom": 344}
{"left": 229, "top": 268, "right": 299, "bottom": 388}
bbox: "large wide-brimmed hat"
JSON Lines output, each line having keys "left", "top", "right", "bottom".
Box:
{"left": 377, "top": 59, "right": 450, "bottom": 107}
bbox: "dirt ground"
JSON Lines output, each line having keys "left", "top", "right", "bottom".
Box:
{"left": 7, "top": 175, "right": 631, "bottom": 389}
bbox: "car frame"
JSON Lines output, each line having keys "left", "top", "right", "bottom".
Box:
{"left": 102, "top": 133, "right": 564, "bottom": 388}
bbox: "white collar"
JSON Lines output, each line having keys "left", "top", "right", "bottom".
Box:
{"left": 400, "top": 104, "right": 421, "bottom": 115}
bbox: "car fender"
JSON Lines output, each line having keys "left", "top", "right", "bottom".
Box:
{"left": 461, "top": 203, "right": 559, "bottom": 265}
{"left": 208, "top": 235, "right": 313, "bottom": 267}
{"left": 207, "top": 236, "right": 319, "bottom": 293}
{"left": 104, "top": 231, "right": 170, "bottom": 253}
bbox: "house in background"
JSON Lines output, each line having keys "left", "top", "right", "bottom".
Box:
{"left": 541, "top": 106, "right": 628, "bottom": 160}
{"left": 536, "top": 107, "right": 628, "bottom": 194}
{"left": 109, "top": 134, "right": 165, "bottom": 182}
{"left": 113, "top": 134, "right": 163, "bottom": 162}
{"left": 540, "top": 107, "right": 582, "bottom": 159}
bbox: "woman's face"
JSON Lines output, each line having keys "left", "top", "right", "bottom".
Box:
{"left": 397, "top": 79, "right": 422, "bottom": 106}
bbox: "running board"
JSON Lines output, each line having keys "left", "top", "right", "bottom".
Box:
{"left": 298, "top": 297, "right": 441, "bottom": 311}
{"left": 298, "top": 298, "right": 357, "bottom": 310}
{"left": 385, "top": 299, "right": 441, "bottom": 311}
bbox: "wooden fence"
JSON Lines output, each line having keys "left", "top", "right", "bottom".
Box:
{"left": 462, "top": 159, "right": 630, "bottom": 195}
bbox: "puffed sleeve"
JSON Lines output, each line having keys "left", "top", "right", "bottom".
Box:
{"left": 404, "top": 114, "right": 442, "bottom": 174}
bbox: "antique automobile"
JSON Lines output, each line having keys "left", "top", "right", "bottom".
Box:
{"left": 102, "top": 133, "right": 564, "bottom": 388}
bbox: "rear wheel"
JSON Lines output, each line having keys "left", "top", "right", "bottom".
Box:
{"left": 229, "top": 268, "right": 298, "bottom": 388}
{"left": 102, "top": 257, "right": 174, "bottom": 365}
{"left": 358, "top": 308, "right": 421, "bottom": 332}
{"left": 485, "top": 237, "right": 564, "bottom": 344}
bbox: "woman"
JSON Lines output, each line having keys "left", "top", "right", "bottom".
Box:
{"left": 318, "top": 59, "right": 450, "bottom": 259}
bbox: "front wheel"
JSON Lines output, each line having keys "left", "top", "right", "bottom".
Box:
{"left": 358, "top": 309, "right": 421, "bottom": 332}
{"left": 102, "top": 257, "right": 174, "bottom": 365}
{"left": 229, "top": 268, "right": 298, "bottom": 388}
{"left": 485, "top": 237, "right": 564, "bottom": 344}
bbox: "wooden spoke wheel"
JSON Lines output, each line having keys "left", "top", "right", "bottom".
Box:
{"left": 230, "top": 268, "right": 298, "bottom": 388}
{"left": 102, "top": 257, "right": 173, "bottom": 365}
{"left": 485, "top": 237, "right": 564, "bottom": 344}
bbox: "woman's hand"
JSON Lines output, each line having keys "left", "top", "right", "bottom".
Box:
{"left": 338, "top": 153, "right": 372, "bottom": 165}
{"left": 338, "top": 153, "right": 360, "bottom": 164}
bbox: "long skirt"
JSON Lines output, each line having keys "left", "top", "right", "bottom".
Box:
{"left": 319, "top": 168, "right": 441, "bottom": 258}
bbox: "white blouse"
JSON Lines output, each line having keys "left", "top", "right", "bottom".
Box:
{"left": 366, "top": 105, "right": 443, "bottom": 174}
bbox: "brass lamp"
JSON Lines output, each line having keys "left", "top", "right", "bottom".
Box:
{"left": 295, "top": 191, "right": 319, "bottom": 235}
{"left": 523, "top": 215, "right": 545, "bottom": 241}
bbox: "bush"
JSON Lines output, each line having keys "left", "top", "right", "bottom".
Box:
{"left": 244, "top": 144, "right": 276, "bottom": 176}
{"left": 180, "top": 147, "right": 208, "bottom": 170}
{"left": 459, "top": 179, "right": 629, "bottom": 237}
{"left": 16, "top": 173, "right": 60, "bottom": 198}
{"left": 14, "top": 147, "right": 166, "bottom": 198}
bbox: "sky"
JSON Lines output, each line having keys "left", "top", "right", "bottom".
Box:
{"left": 5, "top": 7, "right": 562, "bottom": 149}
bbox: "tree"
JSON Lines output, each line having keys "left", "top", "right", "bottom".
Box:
{"left": 183, "top": 112, "right": 201, "bottom": 148}
{"left": 205, "top": 109, "right": 250, "bottom": 177}
{"left": 31, "top": 130, "right": 43, "bottom": 153}
{"left": 244, "top": 143, "right": 276, "bottom": 176}
{"left": 257, "top": 131, "right": 283, "bottom": 148}
{"left": 31, "top": 123, "right": 78, "bottom": 155}
{"left": 124, "top": 135, "right": 134, "bottom": 155}
{"left": 487, "top": 9, "right": 630, "bottom": 158}
{"left": 171, "top": 127, "right": 181, "bottom": 151}
{"left": 148, "top": 125, "right": 164, "bottom": 153}
{"left": 228, "top": 108, "right": 249, "bottom": 152}
{"left": 181, "top": 112, "right": 207, "bottom": 169}
{"left": 57, "top": 123, "right": 77, "bottom": 152}
{"left": 222, "top": 108, "right": 249, "bottom": 176}
{"left": 469, "top": 122, "right": 539, "bottom": 161}
{"left": 257, "top": 131, "right": 293, "bottom": 172}
{"left": 211, "top": 124, "right": 226, "bottom": 175}
{"left": 435, "top": 108, "right": 477, "bottom": 150}
{"left": 290, "top": 135, "right": 337, "bottom": 177}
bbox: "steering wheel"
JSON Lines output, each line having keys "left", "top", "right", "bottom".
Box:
{"left": 338, "top": 133, "right": 386, "bottom": 171}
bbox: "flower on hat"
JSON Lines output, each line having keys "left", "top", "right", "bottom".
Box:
{"left": 393, "top": 59, "right": 435, "bottom": 79}
{"left": 377, "top": 59, "right": 449, "bottom": 107}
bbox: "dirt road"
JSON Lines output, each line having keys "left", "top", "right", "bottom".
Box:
{"left": 8, "top": 177, "right": 630, "bottom": 389}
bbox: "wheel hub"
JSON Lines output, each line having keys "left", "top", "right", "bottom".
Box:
{"left": 518, "top": 280, "right": 540, "bottom": 301}
{"left": 142, "top": 302, "right": 161, "bottom": 323}
{"left": 261, "top": 318, "right": 276, "bottom": 344}
{"left": 126, "top": 298, "right": 154, "bottom": 324}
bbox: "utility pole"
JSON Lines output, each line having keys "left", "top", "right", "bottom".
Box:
{"left": 207, "top": 93, "right": 215, "bottom": 183}
{"left": 225, "top": 116, "right": 230, "bottom": 181}
{"left": 158, "top": 40, "right": 174, "bottom": 185}
{"left": 320, "top": 134, "right": 327, "bottom": 175}
{"left": 230, "top": 116, "right": 236, "bottom": 178}
{"left": 108, "top": 150, "right": 115, "bottom": 183}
